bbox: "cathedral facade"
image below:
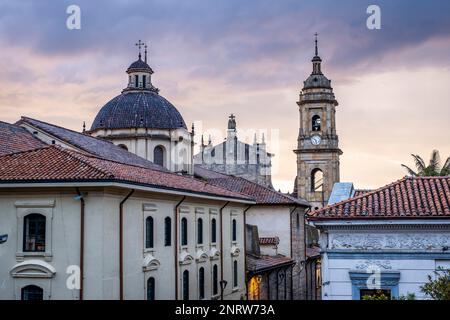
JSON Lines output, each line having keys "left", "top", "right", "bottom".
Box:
{"left": 295, "top": 37, "right": 342, "bottom": 209}
{"left": 194, "top": 115, "right": 273, "bottom": 188}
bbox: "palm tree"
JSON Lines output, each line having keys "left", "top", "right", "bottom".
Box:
{"left": 401, "top": 150, "right": 450, "bottom": 177}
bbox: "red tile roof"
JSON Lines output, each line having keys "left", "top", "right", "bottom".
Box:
{"left": 0, "top": 146, "right": 253, "bottom": 201}
{"left": 306, "top": 246, "right": 321, "bottom": 259}
{"left": 0, "top": 121, "right": 46, "bottom": 156}
{"left": 309, "top": 176, "right": 450, "bottom": 220}
{"left": 16, "top": 117, "right": 164, "bottom": 171}
{"left": 195, "top": 166, "right": 309, "bottom": 206}
{"left": 246, "top": 254, "right": 294, "bottom": 274}
{"left": 259, "top": 237, "right": 280, "bottom": 246}
{"left": 354, "top": 189, "right": 372, "bottom": 197}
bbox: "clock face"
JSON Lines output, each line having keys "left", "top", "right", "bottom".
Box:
{"left": 311, "top": 135, "right": 322, "bottom": 145}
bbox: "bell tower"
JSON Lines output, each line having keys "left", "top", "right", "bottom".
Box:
{"left": 295, "top": 34, "right": 342, "bottom": 209}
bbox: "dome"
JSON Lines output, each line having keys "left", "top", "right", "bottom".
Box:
{"left": 303, "top": 73, "right": 331, "bottom": 89}
{"left": 127, "top": 58, "right": 153, "bottom": 73}
{"left": 90, "top": 91, "right": 187, "bottom": 131}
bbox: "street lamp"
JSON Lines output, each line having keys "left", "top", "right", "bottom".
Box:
{"left": 219, "top": 280, "right": 228, "bottom": 300}
{"left": 0, "top": 234, "right": 8, "bottom": 244}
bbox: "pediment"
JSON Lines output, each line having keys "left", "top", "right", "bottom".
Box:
{"left": 179, "top": 251, "right": 194, "bottom": 265}
{"left": 10, "top": 259, "right": 56, "bottom": 278}
{"left": 143, "top": 253, "right": 160, "bottom": 272}
{"left": 209, "top": 247, "right": 220, "bottom": 260}
{"left": 196, "top": 249, "right": 208, "bottom": 262}
{"left": 230, "top": 245, "right": 240, "bottom": 257}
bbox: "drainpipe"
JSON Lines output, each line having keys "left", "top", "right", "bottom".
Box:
{"left": 75, "top": 188, "right": 85, "bottom": 300}
{"left": 174, "top": 196, "right": 186, "bottom": 300}
{"left": 289, "top": 205, "right": 298, "bottom": 301}
{"left": 219, "top": 201, "right": 230, "bottom": 300}
{"left": 119, "top": 189, "right": 135, "bottom": 300}
{"left": 243, "top": 205, "right": 252, "bottom": 300}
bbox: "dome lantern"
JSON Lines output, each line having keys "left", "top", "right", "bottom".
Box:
{"left": 124, "top": 40, "right": 159, "bottom": 93}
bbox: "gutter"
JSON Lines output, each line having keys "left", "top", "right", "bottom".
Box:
{"left": 219, "top": 201, "right": 230, "bottom": 300}
{"left": 75, "top": 188, "right": 85, "bottom": 300}
{"left": 243, "top": 205, "right": 252, "bottom": 300}
{"left": 174, "top": 196, "right": 186, "bottom": 300}
{"left": 119, "top": 189, "right": 135, "bottom": 300}
{"left": 289, "top": 205, "right": 298, "bottom": 300}
{"left": 0, "top": 180, "right": 254, "bottom": 204}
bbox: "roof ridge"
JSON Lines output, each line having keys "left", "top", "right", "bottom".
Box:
{"left": 18, "top": 116, "right": 98, "bottom": 139}
{"left": 208, "top": 174, "right": 307, "bottom": 205}
{"left": 0, "top": 145, "right": 52, "bottom": 157}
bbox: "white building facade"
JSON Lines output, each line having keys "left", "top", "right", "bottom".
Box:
{"left": 309, "top": 176, "right": 450, "bottom": 300}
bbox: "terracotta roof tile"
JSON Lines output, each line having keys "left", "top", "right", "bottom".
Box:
{"left": 309, "top": 176, "right": 450, "bottom": 220}
{"left": 0, "top": 146, "right": 253, "bottom": 202}
{"left": 0, "top": 121, "right": 46, "bottom": 156}
{"left": 195, "top": 166, "right": 309, "bottom": 206}
{"left": 246, "top": 254, "right": 294, "bottom": 273}
{"left": 17, "top": 117, "right": 163, "bottom": 171}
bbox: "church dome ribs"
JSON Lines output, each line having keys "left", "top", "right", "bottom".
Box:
{"left": 90, "top": 91, "right": 187, "bottom": 131}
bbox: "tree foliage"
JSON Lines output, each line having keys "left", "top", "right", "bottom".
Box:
{"left": 402, "top": 150, "right": 450, "bottom": 177}
{"left": 420, "top": 268, "right": 450, "bottom": 300}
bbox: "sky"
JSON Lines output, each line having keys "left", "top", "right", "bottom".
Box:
{"left": 0, "top": 0, "right": 449, "bottom": 192}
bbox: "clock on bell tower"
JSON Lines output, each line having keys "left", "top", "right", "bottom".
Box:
{"left": 295, "top": 34, "right": 342, "bottom": 209}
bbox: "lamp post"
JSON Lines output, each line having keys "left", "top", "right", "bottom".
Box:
{"left": 220, "top": 280, "right": 228, "bottom": 300}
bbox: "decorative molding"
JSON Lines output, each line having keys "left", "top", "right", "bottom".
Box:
{"left": 195, "top": 207, "right": 205, "bottom": 214}
{"left": 10, "top": 260, "right": 56, "bottom": 279}
{"left": 179, "top": 206, "right": 190, "bottom": 214}
{"left": 209, "top": 209, "right": 219, "bottom": 215}
{"left": 142, "top": 203, "right": 157, "bottom": 211}
{"left": 349, "top": 270, "right": 400, "bottom": 300}
{"left": 326, "top": 251, "right": 450, "bottom": 260}
{"left": 15, "top": 200, "right": 55, "bottom": 208}
{"left": 330, "top": 233, "right": 450, "bottom": 251}
{"left": 179, "top": 250, "right": 194, "bottom": 265}
{"left": 355, "top": 260, "right": 392, "bottom": 270}
{"left": 196, "top": 249, "right": 208, "bottom": 263}
{"left": 209, "top": 247, "right": 220, "bottom": 260}
{"left": 230, "top": 245, "right": 240, "bottom": 257}
{"left": 143, "top": 253, "right": 160, "bottom": 272}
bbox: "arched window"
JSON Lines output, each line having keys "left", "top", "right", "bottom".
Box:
{"left": 182, "top": 270, "right": 189, "bottom": 300}
{"left": 212, "top": 265, "right": 218, "bottom": 296}
{"left": 198, "top": 267, "right": 205, "bottom": 299}
{"left": 147, "top": 277, "right": 155, "bottom": 300}
{"left": 232, "top": 219, "right": 237, "bottom": 242}
{"left": 211, "top": 218, "right": 217, "bottom": 243}
{"left": 181, "top": 217, "right": 188, "bottom": 246}
{"left": 135, "top": 75, "right": 139, "bottom": 88}
{"left": 197, "top": 218, "right": 203, "bottom": 245}
{"left": 145, "top": 216, "right": 154, "bottom": 249}
{"left": 142, "top": 75, "right": 147, "bottom": 88}
{"left": 164, "top": 217, "right": 171, "bottom": 246}
{"left": 233, "top": 260, "right": 238, "bottom": 288}
{"left": 117, "top": 144, "right": 128, "bottom": 151}
{"left": 23, "top": 214, "right": 46, "bottom": 252}
{"left": 311, "top": 169, "right": 324, "bottom": 192}
{"left": 153, "top": 145, "right": 165, "bottom": 167}
{"left": 312, "top": 115, "right": 321, "bottom": 131}
{"left": 21, "top": 285, "right": 43, "bottom": 300}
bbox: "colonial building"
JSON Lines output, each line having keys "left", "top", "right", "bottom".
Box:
{"left": 88, "top": 43, "right": 194, "bottom": 175}
{"left": 308, "top": 176, "right": 450, "bottom": 300}
{"left": 194, "top": 115, "right": 273, "bottom": 188}
{"left": 295, "top": 36, "right": 342, "bottom": 209}
{"left": 194, "top": 165, "right": 311, "bottom": 300}
{"left": 0, "top": 120, "right": 251, "bottom": 300}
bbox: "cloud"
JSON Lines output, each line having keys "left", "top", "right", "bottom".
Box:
{"left": 0, "top": 0, "right": 449, "bottom": 191}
